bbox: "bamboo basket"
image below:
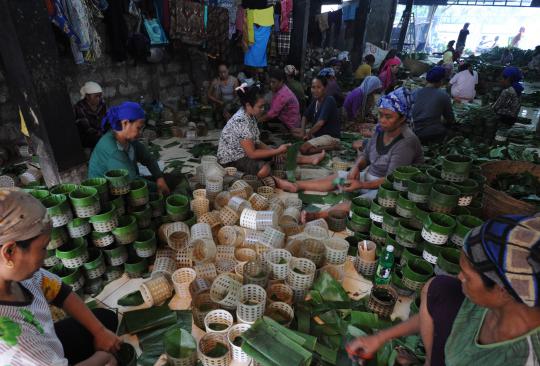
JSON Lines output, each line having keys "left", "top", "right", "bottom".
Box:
{"left": 166, "top": 222, "right": 191, "bottom": 251}
{"left": 219, "top": 206, "right": 239, "bottom": 226}
{"left": 140, "top": 275, "right": 173, "bottom": 306}
{"left": 481, "top": 160, "right": 540, "bottom": 218}
{"left": 227, "top": 324, "right": 252, "bottom": 362}
{"left": 217, "top": 226, "right": 239, "bottom": 246}
{"left": 204, "top": 309, "right": 234, "bottom": 334}
{"left": 257, "top": 186, "right": 275, "bottom": 199}
{"left": 324, "top": 237, "right": 349, "bottom": 265}
{"left": 191, "top": 223, "right": 214, "bottom": 240}
{"left": 192, "top": 292, "right": 219, "bottom": 329}
{"left": 367, "top": 285, "right": 398, "bottom": 319}
{"left": 209, "top": 274, "right": 242, "bottom": 308}
{"left": 191, "top": 238, "right": 217, "bottom": 264}
{"left": 198, "top": 332, "right": 231, "bottom": 366}
{"left": 264, "top": 249, "right": 293, "bottom": 280}
{"left": 266, "top": 283, "right": 294, "bottom": 305}
{"left": 248, "top": 193, "right": 269, "bottom": 211}
{"left": 192, "top": 198, "right": 210, "bottom": 218}
{"left": 172, "top": 268, "right": 196, "bottom": 298}
{"left": 266, "top": 301, "right": 294, "bottom": 327}
{"left": 287, "top": 258, "right": 316, "bottom": 290}
{"left": 237, "top": 284, "right": 267, "bottom": 323}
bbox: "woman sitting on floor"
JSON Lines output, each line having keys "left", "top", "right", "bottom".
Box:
{"left": 217, "top": 83, "right": 325, "bottom": 178}
{"left": 343, "top": 76, "right": 383, "bottom": 123}
{"left": 298, "top": 75, "right": 342, "bottom": 155}
{"left": 492, "top": 66, "right": 523, "bottom": 126}
{"left": 347, "top": 215, "right": 540, "bottom": 366}
{"left": 275, "top": 88, "right": 423, "bottom": 222}
{"left": 0, "top": 189, "right": 121, "bottom": 366}
{"left": 88, "top": 101, "right": 172, "bottom": 196}
{"left": 207, "top": 62, "right": 240, "bottom": 121}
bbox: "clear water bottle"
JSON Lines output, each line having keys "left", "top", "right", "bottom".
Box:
{"left": 374, "top": 245, "right": 394, "bottom": 285}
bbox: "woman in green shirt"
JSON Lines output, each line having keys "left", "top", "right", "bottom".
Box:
{"left": 88, "top": 101, "right": 171, "bottom": 195}
{"left": 347, "top": 214, "right": 540, "bottom": 366}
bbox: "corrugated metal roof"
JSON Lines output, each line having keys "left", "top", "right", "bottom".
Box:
{"left": 399, "top": 0, "right": 536, "bottom": 6}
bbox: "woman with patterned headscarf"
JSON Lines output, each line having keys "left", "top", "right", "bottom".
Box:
{"left": 275, "top": 87, "right": 423, "bottom": 222}
{"left": 347, "top": 214, "right": 540, "bottom": 366}
{"left": 0, "top": 189, "right": 120, "bottom": 366}
{"left": 88, "top": 101, "right": 171, "bottom": 196}
{"left": 492, "top": 66, "right": 524, "bottom": 125}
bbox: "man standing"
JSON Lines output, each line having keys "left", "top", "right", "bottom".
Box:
{"left": 456, "top": 23, "right": 470, "bottom": 54}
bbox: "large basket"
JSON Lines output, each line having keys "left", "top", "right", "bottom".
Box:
{"left": 198, "top": 332, "right": 231, "bottom": 366}
{"left": 248, "top": 193, "right": 269, "bottom": 211}
{"left": 266, "top": 301, "right": 294, "bottom": 327}
{"left": 192, "top": 292, "right": 219, "bottom": 330}
{"left": 227, "top": 324, "right": 252, "bottom": 362}
{"left": 204, "top": 309, "right": 234, "bottom": 334}
{"left": 367, "top": 285, "right": 398, "bottom": 319}
{"left": 266, "top": 283, "right": 294, "bottom": 305}
{"left": 324, "top": 237, "right": 349, "bottom": 265}
{"left": 237, "top": 284, "right": 267, "bottom": 323}
{"left": 166, "top": 222, "right": 191, "bottom": 250}
{"left": 264, "top": 249, "right": 293, "bottom": 280}
{"left": 140, "top": 275, "right": 173, "bottom": 306}
{"left": 194, "top": 263, "right": 218, "bottom": 281}
{"left": 191, "top": 238, "right": 217, "bottom": 264}
{"left": 480, "top": 160, "right": 540, "bottom": 218}
{"left": 242, "top": 261, "right": 269, "bottom": 288}
{"left": 210, "top": 273, "right": 242, "bottom": 308}
{"left": 300, "top": 238, "right": 326, "bottom": 267}
{"left": 287, "top": 258, "right": 316, "bottom": 290}
{"left": 172, "top": 268, "right": 196, "bottom": 298}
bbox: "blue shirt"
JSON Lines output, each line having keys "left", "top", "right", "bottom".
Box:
{"left": 304, "top": 95, "right": 341, "bottom": 138}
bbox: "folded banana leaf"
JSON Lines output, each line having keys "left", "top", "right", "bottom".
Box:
{"left": 163, "top": 328, "right": 196, "bottom": 359}
{"left": 123, "top": 304, "right": 179, "bottom": 334}
{"left": 117, "top": 290, "right": 144, "bottom": 307}
{"left": 241, "top": 317, "right": 315, "bottom": 366}
{"left": 298, "top": 191, "right": 353, "bottom": 205}
{"left": 137, "top": 310, "right": 192, "bottom": 366}
{"left": 311, "top": 272, "right": 349, "bottom": 302}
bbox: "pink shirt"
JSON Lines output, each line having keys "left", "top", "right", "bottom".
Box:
{"left": 267, "top": 84, "right": 301, "bottom": 129}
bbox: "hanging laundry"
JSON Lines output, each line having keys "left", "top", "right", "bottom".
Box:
{"left": 206, "top": 6, "right": 230, "bottom": 59}
{"left": 169, "top": 0, "right": 206, "bottom": 46}
{"left": 236, "top": 5, "right": 245, "bottom": 34}
{"left": 317, "top": 13, "right": 329, "bottom": 33}
{"left": 277, "top": 14, "right": 292, "bottom": 56}
{"left": 244, "top": 25, "right": 271, "bottom": 67}
{"left": 242, "top": 0, "right": 268, "bottom": 9}
{"left": 279, "top": 0, "right": 292, "bottom": 32}
{"left": 342, "top": 2, "right": 358, "bottom": 22}
{"left": 253, "top": 6, "right": 274, "bottom": 26}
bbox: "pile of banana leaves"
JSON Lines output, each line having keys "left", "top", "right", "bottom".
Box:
{"left": 188, "top": 142, "right": 217, "bottom": 158}
{"left": 490, "top": 172, "right": 540, "bottom": 207}
{"left": 241, "top": 273, "right": 426, "bottom": 366}
{"left": 521, "top": 91, "right": 540, "bottom": 107}
{"left": 477, "top": 47, "right": 534, "bottom": 67}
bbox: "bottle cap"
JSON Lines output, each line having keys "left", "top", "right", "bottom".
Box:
{"left": 386, "top": 245, "right": 394, "bottom": 252}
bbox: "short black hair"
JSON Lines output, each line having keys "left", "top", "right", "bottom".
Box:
{"left": 364, "top": 54, "right": 375, "bottom": 64}
{"left": 217, "top": 62, "right": 229, "bottom": 69}
{"left": 237, "top": 84, "right": 264, "bottom": 108}
{"left": 313, "top": 75, "right": 328, "bottom": 87}
{"left": 15, "top": 237, "right": 34, "bottom": 250}
{"left": 268, "top": 68, "right": 286, "bottom": 82}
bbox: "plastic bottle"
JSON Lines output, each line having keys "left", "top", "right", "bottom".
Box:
{"left": 374, "top": 245, "right": 394, "bottom": 285}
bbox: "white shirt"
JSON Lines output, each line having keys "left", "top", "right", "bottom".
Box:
{"left": 450, "top": 70, "right": 478, "bottom": 101}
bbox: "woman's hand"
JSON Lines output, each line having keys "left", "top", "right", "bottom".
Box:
{"left": 93, "top": 327, "right": 122, "bottom": 353}
{"left": 352, "top": 140, "right": 364, "bottom": 151}
{"left": 348, "top": 166, "right": 360, "bottom": 180}
{"left": 343, "top": 179, "right": 363, "bottom": 192}
{"left": 276, "top": 143, "right": 291, "bottom": 154}
{"left": 345, "top": 333, "right": 385, "bottom": 361}
{"left": 156, "top": 177, "right": 170, "bottom": 196}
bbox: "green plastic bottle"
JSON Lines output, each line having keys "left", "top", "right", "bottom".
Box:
{"left": 374, "top": 245, "right": 394, "bottom": 285}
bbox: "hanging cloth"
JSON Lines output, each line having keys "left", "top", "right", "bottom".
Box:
{"left": 279, "top": 0, "right": 292, "bottom": 32}
{"left": 253, "top": 6, "right": 274, "bottom": 26}
{"left": 247, "top": 9, "right": 255, "bottom": 43}
{"left": 169, "top": 0, "right": 206, "bottom": 45}
{"left": 244, "top": 25, "right": 271, "bottom": 67}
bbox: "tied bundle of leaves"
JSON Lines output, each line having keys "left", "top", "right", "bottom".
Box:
{"left": 163, "top": 328, "right": 196, "bottom": 359}
{"left": 117, "top": 290, "right": 144, "bottom": 306}
{"left": 490, "top": 172, "right": 540, "bottom": 206}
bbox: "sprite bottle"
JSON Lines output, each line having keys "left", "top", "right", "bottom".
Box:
{"left": 374, "top": 245, "right": 394, "bottom": 285}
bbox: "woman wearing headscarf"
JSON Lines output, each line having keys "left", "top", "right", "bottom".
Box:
{"left": 0, "top": 189, "right": 121, "bottom": 366}
{"left": 284, "top": 65, "right": 306, "bottom": 110}
{"left": 275, "top": 87, "right": 423, "bottom": 222}
{"left": 74, "top": 81, "right": 108, "bottom": 149}
{"left": 343, "top": 76, "right": 383, "bottom": 123}
{"left": 347, "top": 214, "right": 540, "bottom": 366}
{"left": 378, "top": 56, "right": 401, "bottom": 94}
{"left": 318, "top": 67, "right": 343, "bottom": 107}
{"left": 411, "top": 66, "right": 456, "bottom": 144}
{"left": 492, "top": 66, "right": 524, "bottom": 125}
{"left": 88, "top": 101, "right": 171, "bottom": 195}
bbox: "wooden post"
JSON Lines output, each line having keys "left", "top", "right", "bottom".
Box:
{"left": 288, "top": 0, "right": 311, "bottom": 76}
{"left": 397, "top": 0, "right": 414, "bottom": 52}
{"left": 0, "top": 0, "right": 86, "bottom": 186}
{"left": 351, "top": 0, "right": 372, "bottom": 70}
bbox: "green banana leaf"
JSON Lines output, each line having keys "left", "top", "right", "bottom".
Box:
{"left": 117, "top": 290, "right": 144, "bottom": 307}
{"left": 123, "top": 305, "right": 178, "bottom": 334}
{"left": 286, "top": 142, "right": 302, "bottom": 182}
{"left": 298, "top": 191, "right": 353, "bottom": 205}
{"left": 163, "top": 328, "right": 196, "bottom": 359}
{"left": 311, "top": 272, "right": 349, "bottom": 302}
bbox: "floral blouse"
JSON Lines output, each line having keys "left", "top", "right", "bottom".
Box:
{"left": 217, "top": 108, "right": 260, "bottom": 164}
{"left": 492, "top": 86, "right": 521, "bottom": 118}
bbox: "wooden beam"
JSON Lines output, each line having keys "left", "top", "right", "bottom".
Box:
{"left": 0, "top": 0, "right": 86, "bottom": 185}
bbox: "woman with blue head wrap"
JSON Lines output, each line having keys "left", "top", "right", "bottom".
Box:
{"left": 274, "top": 87, "right": 424, "bottom": 222}
{"left": 411, "top": 66, "right": 456, "bottom": 144}
{"left": 492, "top": 66, "right": 523, "bottom": 125}
{"left": 347, "top": 214, "right": 540, "bottom": 366}
{"left": 88, "top": 101, "right": 171, "bottom": 195}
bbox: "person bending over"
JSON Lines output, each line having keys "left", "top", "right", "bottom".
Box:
{"left": 275, "top": 88, "right": 423, "bottom": 222}
{"left": 217, "top": 83, "right": 325, "bottom": 178}
{"left": 347, "top": 214, "right": 540, "bottom": 366}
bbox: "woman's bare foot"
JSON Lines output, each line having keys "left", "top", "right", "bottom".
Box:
{"left": 257, "top": 164, "right": 272, "bottom": 178}
{"left": 274, "top": 176, "right": 298, "bottom": 192}
{"left": 300, "top": 210, "right": 326, "bottom": 224}
{"left": 310, "top": 150, "right": 326, "bottom": 165}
